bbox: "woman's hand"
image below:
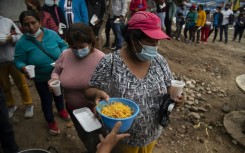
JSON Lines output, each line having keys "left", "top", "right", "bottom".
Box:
{"left": 21, "top": 66, "right": 31, "bottom": 79}
{"left": 95, "top": 90, "right": 110, "bottom": 105}
{"left": 173, "top": 94, "right": 184, "bottom": 107}
{"left": 96, "top": 121, "right": 130, "bottom": 153}
{"left": 48, "top": 78, "right": 59, "bottom": 92}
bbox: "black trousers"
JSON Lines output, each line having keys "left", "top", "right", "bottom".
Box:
{"left": 220, "top": 24, "right": 229, "bottom": 42}
{"left": 233, "top": 24, "right": 245, "bottom": 41}
{"left": 0, "top": 88, "right": 19, "bottom": 153}
{"left": 165, "top": 14, "right": 172, "bottom": 37}
{"left": 213, "top": 27, "right": 219, "bottom": 42}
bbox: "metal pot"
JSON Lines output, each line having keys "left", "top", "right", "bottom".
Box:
{"left": 18, "top": 149, "right": 50, "bottom": 153}
{"left": 18, "top": 147, "right": 58, "bottom": 153}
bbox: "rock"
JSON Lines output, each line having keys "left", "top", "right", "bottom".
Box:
{"left": 197, "top": 107, "right": 208, "bottom": 112}
{"left": 206, "top": 87, "right": 211, "bottom": 91}
{"left": 177, "top": 127, "right": 187, "bottom": 134}
{"left": 196, "top": 93, "right": 202, "bottom": 97}
{"left": 186, "top": 101, "right": 195, "bottom": 105}
{"left": 189, "top": 106, "right": 199, "bottom": 112}
{"left": 222, "top": 103, "right": 231, "bottom": 113}
{"left": 205, "top": 104, "right": 212, "bottom": 110}
{"left": 188, "top": 112, "right": 201, "bottom": 119}
{"left": 208, "top": 126, "right": 213, "bottom": 130}
{"left": 187, "top": 96, "right": 195, "bottom": 101}
{"left": 168, "top": 127, "right": 173, "bottom": 131}
{"left": 194, "top": 99, "right": 199, "bottom": 105}
{"left": 207, "top": 91, "right": 212, "bottom": 94}
{"left": 232, "top": 140, "right": 237, "bottom": 145}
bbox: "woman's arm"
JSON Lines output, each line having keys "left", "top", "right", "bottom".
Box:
{"left": 84, "top": 87, "right": 110, "bottom": 105}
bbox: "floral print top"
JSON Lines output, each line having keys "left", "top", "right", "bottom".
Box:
{"left": 89, "top": 50, "right": 173, "bottom": 146}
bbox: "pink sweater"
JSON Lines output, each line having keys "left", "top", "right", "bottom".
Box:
{"left": 51, "top": 48, "right": 105, "bottom": 110}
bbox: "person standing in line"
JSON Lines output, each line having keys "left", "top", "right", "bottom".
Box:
{"left": 184, "top": 5, "right": 198, "bottom": 44}
{"left": 219, "top": 3, "right": 233, "bottom": 44}
{"left": 25, "top": 0, "right": 58, "bottom": 32}
{"left": 14, "top": 10, "right": 69, "bottom": 136}
{"left": 129, "top": 0, "right": 148, "bottom": 16}
{"left": 0, "top": 15, "right": 34, "bottom": 118}
{"left": 85, "top": 11, "right": 184, "bottom": 153}
{"left": 42, "top": 0, "right": 67, "bottom": 37}
{"left": 172, "top": 3, "right": 187, "bottom": 41}
{"left": 146, "top": 0, "right": 157, "bottom": 14}
{"left": 201, "top": 9, "right": 211, "bottom": 44}
{"left": 108, "top": 0, "right": 128, "bottom": 51}
{"left": 49, "top": 23, "right": 105, "bottom": 153}
{"left": 164, "top": 0, "right": 177, "bottom": 37}
{"left": 194, "top": 4, "right": 206, "bottom": 45}
{"left": 233, "top": 12, "right": 245, "bottom": 43}
{"left": 156, "top": 0, "right": 166, "bottom": 31}
{"left": 0, "top": 87, "right": 19, "bottom": 153}
{"left": 212, "top": 6, "right": 223, "bottom": 43}
{"left": 59, "top": 0, "right": 89, "bottom": 28}
{"left": 85, "top": 0, "right": 106, "bottom": 38}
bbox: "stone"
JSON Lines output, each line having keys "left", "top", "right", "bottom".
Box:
{"left": 222, "top": 103, "right": 231, "bottom": 113}
{"left": 232, "top": 140, "right": 237, "bottom": 145}
{"left": 186, "top": 101, "right": 194, "bottom": 105}
{"left": 196, "top": 93, "right": 202, "bottom": 97}
{"left": 188, "top": 112, "right": 201, "bottom": 119}
{"left": 189, "top": 106, "right": 199, "bottom": 112}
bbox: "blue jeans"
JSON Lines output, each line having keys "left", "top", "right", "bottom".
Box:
{"left": 157, "top": 12, "right": 166, "bottom": 29}
{"left": 110, "top": 19, "right": 123, "bottom": 49}
{"left": 34, "top": 82, "right": 65, "bottom": 123}
{"left": 0, "top": 88, "right": 19, "bottom": 153}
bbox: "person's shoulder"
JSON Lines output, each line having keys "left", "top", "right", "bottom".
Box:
{"left": 43, "top": 28, "right": 58, "bottom": 36}
{"left": 93, "top": 48, "right": 106, "bottom": 56}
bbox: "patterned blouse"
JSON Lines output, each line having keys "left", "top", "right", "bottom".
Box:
{"left": 89, "top": 50, "right": 173, "bottom": 147}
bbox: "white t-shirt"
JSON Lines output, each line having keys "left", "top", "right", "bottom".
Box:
{"left": 221, "top": 9, "right": 233, "bottom": 25}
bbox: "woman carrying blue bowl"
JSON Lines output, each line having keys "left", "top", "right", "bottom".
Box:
{"left": 85, "top": 11, "right": 184, "bottom": 153}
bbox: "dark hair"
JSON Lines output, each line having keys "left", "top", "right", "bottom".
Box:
{"left": 216, "top": 6, "right": 222, "bottom": 10}
{"left": 122, "top": 25, "right": 148, "bottom": 47}
{"left": 19, "top": 10, "right": 40, "bottom": 26}
{"left": 198, "top": 4, "right": 203, "bottom": 10}
{"left": 25, "top": 0, "right": 41, "bottom": 11}
{"left": 66, "top": 23, "right": 96, "bottom": 49}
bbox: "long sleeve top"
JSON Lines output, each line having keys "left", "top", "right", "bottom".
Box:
{"left": 14, "top": 28, "right": 68, "bottom": 82}
{"left": 221, "top": 9, "right": 233, "bottom": 25}
{"left": 129, "top": 0, "right": 147, "bottom": 14}
{"left": 51, "top": 48, "right": 105, "bottom": 110}
{"left": 41, "top": 11, "right": 59, "bottom": 32}
{"left": 0, "top": 16, "right": 22, "bottom": 63}
{"left": 59, "top": 0, "right": 89, "bottom": 25}
{"left": 86, "top": 0, "right": 106, "bottom": 21}
{"left": 185, "top": 11, "right": 198, "bottom": 29}
{"left": 165, "top": 0, "right": 177, "bottom": 20}
{"left": 196, "top": 10, "right": 206, "bottom": 27}
{"left": 110, "top": 0, "right": 128, "bottom": 17}
{"left": 42, "top": 4, "right": 67, "bottom": 27}
{"left": 212, "top": 12, "right": 223, "bottom": 27}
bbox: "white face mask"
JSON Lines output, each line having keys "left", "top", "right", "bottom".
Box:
{"left": 135, "top": 40, "right": 158, "bottom": 61}
{"left": 72, "top": 46, "right": 90, "bottom": 58}
{"left": 26, "top": 28, "right": 42, "bottom": 37}
{"left": 45, "top": 0, "right": 58, "bottom": 6}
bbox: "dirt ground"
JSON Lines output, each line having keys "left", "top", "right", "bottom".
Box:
{"left": 4, "top": 28, "right": 245, "bottom": 153}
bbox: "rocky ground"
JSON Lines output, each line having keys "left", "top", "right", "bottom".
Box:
{"left": 4, "top": 29, "right": 245, "bottom": 153}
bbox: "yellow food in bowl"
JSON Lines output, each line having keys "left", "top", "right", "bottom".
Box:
{"left": 101, "top": 102, "right": 133, "bottom": 118}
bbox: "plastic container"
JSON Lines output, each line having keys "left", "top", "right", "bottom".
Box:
{"left": 73, "top": 107, "right": 102, "bottom": 132}
{"left": 96, "top": 98, "right": 140, "bottom": 133}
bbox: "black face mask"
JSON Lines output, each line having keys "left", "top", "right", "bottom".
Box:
{"left": 225, "top": 8, "right": 228, "bottom": 10}
{"left": 27, "top": 6, "right": 32, "bottom": 10}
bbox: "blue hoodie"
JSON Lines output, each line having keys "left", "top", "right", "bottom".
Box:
{"left": 59, "top": 0, "right": 89, "bottom": 26}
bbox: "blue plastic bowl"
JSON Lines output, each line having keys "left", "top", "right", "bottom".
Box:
{"left": 96, "top": 98, "right": 140, "bottom": 133}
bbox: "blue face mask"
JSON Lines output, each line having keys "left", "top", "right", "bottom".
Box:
{"left": 136, "top": 40, "right": 158, "bottom": 61}
{"left": 72, "top": 46, "right": 90, "bottom": 58}
{"left": 26, "top": 28, "right": 42, "bottom": 37}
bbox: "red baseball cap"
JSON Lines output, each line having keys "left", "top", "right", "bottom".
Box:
{"left": 127, "top": 11, "right": 170, "bottom": 40}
